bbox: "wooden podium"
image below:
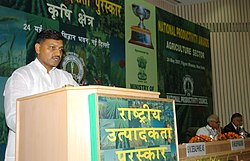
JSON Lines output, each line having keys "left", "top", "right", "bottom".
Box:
{"left": 16, "top": 86, "right": 178, "bottom": 161}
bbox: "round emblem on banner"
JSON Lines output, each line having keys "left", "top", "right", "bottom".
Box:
{"left": 183, "top": 75, "right": 194, "bottom": 96}
{"left": 62, "top": 52, "right": 85, "bottom": 83}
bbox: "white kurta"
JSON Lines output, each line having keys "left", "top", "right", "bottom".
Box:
{"left": 196, "top": 125, "right": 219, "bottom": 140}
{"left": 3, "top": 58, "right": 78, "bottom": 161}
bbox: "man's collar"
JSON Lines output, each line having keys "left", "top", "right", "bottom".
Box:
{"left": 35, "top": 58, "right": 56, "bottom": 73}
{"left": 231, "top": 122, "right": 238, "bottom": 130}
{"left": 206, "top": 124, "right": 213, "bottom": 130}
{"left": 206, "top": 124, "right": 217, "bottom": 131}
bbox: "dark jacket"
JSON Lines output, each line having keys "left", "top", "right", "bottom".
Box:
{"left": 224, "top": 122, "right": 250, "bottom": 137}
{"left": 224, "top": 122, "right": 238, "bottom": 134}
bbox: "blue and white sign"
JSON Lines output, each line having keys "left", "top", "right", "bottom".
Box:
{"left": 230, "top": 139, "right": 245, "bottom": 151}
{"left": 186, "top": 142, "right": 206, "bottom": 157}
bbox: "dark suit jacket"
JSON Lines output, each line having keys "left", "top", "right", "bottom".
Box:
{"left": 224, "top": 122, "right": 238, "bottom": 134}
{"left": 224, "top": 122, "right": 250, "bottom": 137}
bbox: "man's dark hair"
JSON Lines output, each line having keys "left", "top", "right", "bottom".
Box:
{"left": 36, "top": 29, "right": 64, "bottom": 43}
{"left": 231, "top": 113, "right": 242, "bottom": 122}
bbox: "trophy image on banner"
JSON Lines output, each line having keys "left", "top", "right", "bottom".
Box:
{"left": 128, "top": 4, "right": 154, "bottom": 49}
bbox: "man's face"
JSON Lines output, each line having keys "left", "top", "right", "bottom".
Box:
{"left": 210, "top": 119, "right": 220, "bottom": 129}
{"left": 35, "top": 39, "right": 64, "bottom": 72}
{"left": 233, "top": 117, "right": 243, "bottom": 127}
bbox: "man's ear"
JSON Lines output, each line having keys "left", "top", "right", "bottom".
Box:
{"left": 35, "top": 43, "right": 40, "bottom": 55}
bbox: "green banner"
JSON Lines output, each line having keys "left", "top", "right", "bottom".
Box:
{"left": 0, "top": 1, "right": 126, "bottom": 87}
{"left": 156, "top": 8, "right": 212, "bottom": 143}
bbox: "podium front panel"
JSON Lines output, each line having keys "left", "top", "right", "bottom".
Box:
{"left": 88, "top": 94, "right": 178, "bottom": 161}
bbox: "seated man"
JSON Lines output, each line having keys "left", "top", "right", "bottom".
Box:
{"left": 224, "top": 113, "right": 250, "bottom": 137}
{"left": 196, "top": 114, "right": 221, "bottom": 140}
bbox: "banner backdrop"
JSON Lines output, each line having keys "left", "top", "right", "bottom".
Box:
{"left": 125, "top": 0, "right": 158, "bottom": 92}
{"left": 156, "top": 8, "right": 212, "bottom": 142}
{"left": 0, "top": 0, "right": 212, "bottom": 159}
{"left": 0, "top": 1, "right": 126, "bottom": 86}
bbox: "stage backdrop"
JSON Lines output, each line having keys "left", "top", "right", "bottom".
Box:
{"left": 156, "top": 8, "right": 212, "bottom": 142}
{"left": 0, "top": 0, "right": 212, "bottom": 160}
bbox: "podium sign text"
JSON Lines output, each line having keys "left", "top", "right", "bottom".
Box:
{"left": 88, "top": 95, "right": 178, "bottom": 161}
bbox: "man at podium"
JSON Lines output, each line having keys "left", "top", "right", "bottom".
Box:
{"left": 3, "top": 29, "right": 79, "bottom": 161}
